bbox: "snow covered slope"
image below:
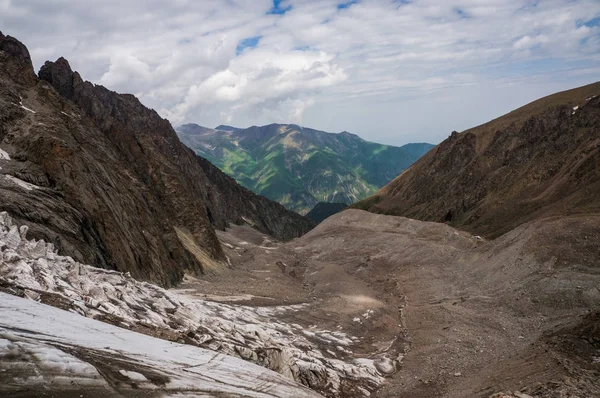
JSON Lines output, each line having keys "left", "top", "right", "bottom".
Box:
{"left": 0, "top": 211, "right": 384, "bottom": 397}
{"left": 0, "top": 292, "right": 321, "bottom": 397}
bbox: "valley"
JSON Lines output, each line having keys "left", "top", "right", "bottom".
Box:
{"left": 1, "top": 28, "right": 599, "bottom": 398}
{"left": 2, "top": 208, "right": 599, "bottom": 397}
{"left": 177, "top": 123, "right": 433, "bottom": 214}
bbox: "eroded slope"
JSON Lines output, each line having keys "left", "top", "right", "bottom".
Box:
{"left": 355, "top": 82, "right": 600, "bottom": 238}
{"left": 191, "top": 209, "right": 600, "bottom": 398}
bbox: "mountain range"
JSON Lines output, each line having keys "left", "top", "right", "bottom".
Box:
{"left": 176, "top": 123, "right": 433, "bottom": 214}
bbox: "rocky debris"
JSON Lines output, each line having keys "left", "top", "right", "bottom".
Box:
{"left": 0, "top": 293, "right": 322, "bottom": 398}
{"left": 355, "top": 82, "right": 600, "bottom": 239}
{"left": 0, "top": 33, "right": 313, "bottom": 287}
{"left": 0, "top": 212, "right": 383, "bottom": 397}
{"left": 286, "top": 209, "right": 600, "bottom": 398}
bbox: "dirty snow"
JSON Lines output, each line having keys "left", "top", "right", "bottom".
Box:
{"left": 0, "top": 293, "right": 320, "bottom": 397}
{"left": 13, "top": 98, "right": 37, "bottom": 114}
{"left": 3, "top": 175, "right": 41, "bottom": 190}
{"left": 0, "top": 212, "right": 383, "bottom": 397}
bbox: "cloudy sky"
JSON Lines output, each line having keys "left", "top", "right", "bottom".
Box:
{"left": 1, "top": 0, "right": 599, "bottom": 145}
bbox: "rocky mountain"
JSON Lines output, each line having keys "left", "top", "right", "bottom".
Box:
{"left": 306, "top": 202, "right": 348, "bottom": 223}
{"left": 355, "top": 82, "right": 600, "bottom": 238}
{"left": 0, "top": 32, "right": 314, "bottom": 287}
{"left": 176, "top": 123, "right": 434, "bottom": 214}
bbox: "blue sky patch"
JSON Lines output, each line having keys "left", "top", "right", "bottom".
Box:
{"left": 583, "top": 16, "right": 600, "bottom": 27}
{"left": 268, "top": 0, "right": 292, "bottom": 15}
{"left": 337, "top": 1, "right": 357, "bottom": 10}
{"left": 236, "top": 36, "right": 261, "bottom": 55}
{"left": 454, "top": 8, "right": 470, "bottom": 19}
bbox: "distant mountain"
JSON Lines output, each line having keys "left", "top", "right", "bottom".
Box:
{"left": 177, "top": 123, "right": 434, "bottom": 214}
{"left": 354, "top": 82, "right": 600, "bottom": 238}
{"left": 306, "top": 202, "right": 348, "bottom": 223}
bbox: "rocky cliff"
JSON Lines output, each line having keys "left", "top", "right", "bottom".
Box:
{"left": 0, "top": 32, "right": 314, "bottom": 286}
{"left": 355, "top": 82, "right": 600, "bottom": 238}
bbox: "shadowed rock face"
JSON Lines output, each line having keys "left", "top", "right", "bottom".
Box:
{"left": 0, "top": 33, "right": 314, "bottom": 286}
{"left": 306, "top": 202, "right": 348, "bottom": 223}
{"left": 355, "top": 82, "right": 600, "bottom": 238}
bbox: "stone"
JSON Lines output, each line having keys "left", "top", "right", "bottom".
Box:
{"left": 5, "top": 226, "right": 20, "bottom": 249}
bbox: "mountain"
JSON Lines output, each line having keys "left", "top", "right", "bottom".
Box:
{"left": 354, "top": 82, "right": 600, "bottom": 238}
{"left": 176, "top": 123, "right": 434, "bottom": 214}
{"left": 0, "top": 32, "right": 314, "bottom": 287}
{"left": 306, "top": 202, "right": 348, "bottom": 223}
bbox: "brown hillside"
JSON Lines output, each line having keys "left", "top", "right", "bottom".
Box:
{"left": 354, "top": 82, "right": 600, "bottom": 238}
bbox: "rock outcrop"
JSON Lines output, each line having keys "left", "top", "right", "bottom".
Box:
{"left": 355, "top": 82, "right": 600, "bottom": 238}
{"left": 0, "top": 33, "right": 314, "bottom": 286}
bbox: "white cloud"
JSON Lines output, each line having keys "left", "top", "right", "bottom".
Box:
{"left": 1, "top": 0, "right": 599, "bottom": 145}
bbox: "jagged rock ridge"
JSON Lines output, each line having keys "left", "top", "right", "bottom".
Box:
{"left": 0, "top": 32, "right": 314, "bottom": 286}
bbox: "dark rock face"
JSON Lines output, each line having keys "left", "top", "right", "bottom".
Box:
{"left": 0, "top": 31, "right": 36, "bottom": 86}
{"left": 0, "top": 34, "right": 314, "bottom": 286}
{"left": 355, "top": 82, "right": 600, "bottom": 238}
{"left": 306, "top": 202, "right": 348, "bottom": 223}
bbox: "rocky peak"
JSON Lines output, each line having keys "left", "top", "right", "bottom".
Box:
{"left": 38, "top": 57, "right": 82, "bottom": 99}
{"left": 0, "top": 34, "right": 313, "bottom": 287}
{"left": 0, "top": 32, "right": 36, "bottom": 86}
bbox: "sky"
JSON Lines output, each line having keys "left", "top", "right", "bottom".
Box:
{"left": 1, "top": 0, "right": 599, "bottom": 145}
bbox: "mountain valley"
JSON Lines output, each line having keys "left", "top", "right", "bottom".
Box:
{"left": 177, "top": 123, "right": 433, "bottom": 214}
{"left": 0, "top": 31, "right": 599, "bottom": 398}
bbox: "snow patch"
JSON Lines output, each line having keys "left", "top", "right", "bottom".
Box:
{"left": 4, "top": 175, "right": 41, "bottom": 190}
{"left": 13, "top": 98, "right": 37, "bottom": 114}
{"left": 0, "top": 149, "right": 10, "bottom": 160}
{"left": 118, "top": 369, "right": 148, "bottom": 382}
{"left": 20, "top": 105, "right": 36, "bottom": 113}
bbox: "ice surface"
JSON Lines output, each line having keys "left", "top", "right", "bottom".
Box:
{"left": 0, "top": 212, "right": 383, "bottom": 397}
{"left": 0, "top": 293, "right": 321, "bottom": 397}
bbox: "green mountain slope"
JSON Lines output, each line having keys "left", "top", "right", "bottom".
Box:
{"left": 176, "top": 123, "right": 433, "bottom": 214}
